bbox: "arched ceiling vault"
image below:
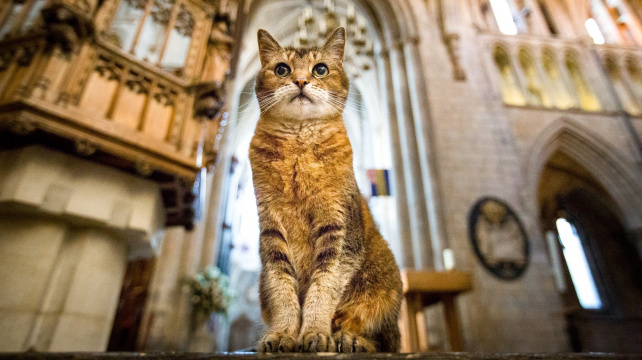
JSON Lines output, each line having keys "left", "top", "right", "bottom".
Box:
{"left": 232, "top": 0, "right": 419, "bottom": 84}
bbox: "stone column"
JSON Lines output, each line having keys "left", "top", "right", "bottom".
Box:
{"left": 378, "top": 49, "right": 415, "bottom": 269}
{"left": 403, "top": 37, "right": 448, "bottom": 270}
{"left": 389, "top": 41, "right": 434, "bottom": 269}
{"left": 0, "top": 146, "right": 165, "bottom": 352}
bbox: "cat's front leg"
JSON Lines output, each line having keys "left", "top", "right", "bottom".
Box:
{"left": 298, "top": 217, "right": 356, "bottom": 352}
{"left": 257, "top": 224, "right": 300, "bottom": 353}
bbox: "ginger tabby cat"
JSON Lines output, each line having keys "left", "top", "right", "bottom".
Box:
{"left": 250, "top": 27, "right": 402, "bottom": 353}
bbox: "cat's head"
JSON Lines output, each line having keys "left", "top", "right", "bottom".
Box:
{"left": 255, "top": 27, "right": 349, "bottom": 121}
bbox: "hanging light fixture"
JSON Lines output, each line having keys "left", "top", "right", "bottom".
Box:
{"left": 292, "top": 0, "right": 374, "bottom": 77}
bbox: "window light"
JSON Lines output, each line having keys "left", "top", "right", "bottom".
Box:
{"left": 555, "top": 218, "right": 603, "bottom": 309}
{"left": 490, "top": 0, "right": 518, "bottom": 35}
{"left": 585, "top": 18, "right": 606, "bottom": 44}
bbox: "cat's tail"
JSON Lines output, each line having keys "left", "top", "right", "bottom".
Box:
{"left": 375, "top": 318, "right": 401, "bottom": 352}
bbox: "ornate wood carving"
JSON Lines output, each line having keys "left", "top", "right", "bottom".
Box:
{"left": 16, "top": 44, "right": 40, "bottom": 66}
{"left": 192, "top": 82, "right": 225, "bottom": 120}
{"left": 0, "top": 0, "right": 235, "bottom": 229}
{"left": 74, "top": 138, "right": 97, "bottom": 156}
{"left": 41, "top": 2, "right": 95, "bottom": 53}
{"left": 0, "top": 50, "right": 16, "bottom": 71}
{"left": 153, "top": 84, "right": 177, "bottom": 106}
{"left": 125, "top": 72, "right": 152, "bottom": 94}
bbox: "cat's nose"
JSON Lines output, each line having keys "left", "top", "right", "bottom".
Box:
{"left": 293, "top": 78, "right": 309, "bottom": 89}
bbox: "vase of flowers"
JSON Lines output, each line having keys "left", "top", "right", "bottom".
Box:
{"left": 185, "top": 266, "right": 232, "bottom": 333}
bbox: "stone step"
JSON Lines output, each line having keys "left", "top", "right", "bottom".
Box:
{"left": 0, "top": 353, "right": 639, "bottom": 360}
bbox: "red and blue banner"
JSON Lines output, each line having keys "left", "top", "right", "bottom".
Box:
{"left": 367, "top": 169, "right": 391, "bottom": 197}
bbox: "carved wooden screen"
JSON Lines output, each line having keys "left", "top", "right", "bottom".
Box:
{"left": 106, "top": 0, "right": 195, "bottom": 77}
{"left": 0, "top": 0, "right": 47, "bottom": 39}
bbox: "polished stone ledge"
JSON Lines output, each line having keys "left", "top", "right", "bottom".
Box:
{"left": 0, "top": 353, "right": 640, "bottom": 360}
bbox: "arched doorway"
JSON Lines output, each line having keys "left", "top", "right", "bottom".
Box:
{"left": 537, "top": 150, "right": 642, "bottom": 353}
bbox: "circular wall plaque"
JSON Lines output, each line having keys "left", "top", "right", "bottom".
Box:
{"left": 468, "top": 197, "right": 529, "bottom": 280}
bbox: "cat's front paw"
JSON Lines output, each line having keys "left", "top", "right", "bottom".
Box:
{"left": 298, "top": 331, "right": 335, "bottom": 352}
{"left": 258, "top": 331, "right": 297, "bottom": 353}
{"left": 333, "top": 330, "right": 376, "bottom": 353}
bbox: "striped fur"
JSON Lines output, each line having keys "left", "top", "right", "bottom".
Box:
{"left": 252, "top": 28, "right": 402, "bottom": 353}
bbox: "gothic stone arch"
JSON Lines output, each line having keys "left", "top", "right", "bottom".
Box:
{"left": 525, "top": 117, "right": 642, "bottom": 232}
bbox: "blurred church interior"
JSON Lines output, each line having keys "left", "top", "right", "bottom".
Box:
{"left": 1, "top": 0, "right": 642, "bottom": 354}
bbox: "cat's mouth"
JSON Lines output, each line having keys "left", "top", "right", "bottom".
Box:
{"left": 291, "top": 92, "right": 312, "bottom": 103}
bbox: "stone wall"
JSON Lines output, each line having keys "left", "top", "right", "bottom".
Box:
{"left": 408, "top": 0, "right": 642, "bottom": 352}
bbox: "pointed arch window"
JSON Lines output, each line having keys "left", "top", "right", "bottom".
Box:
{"left": 0, "top": 0, "right": 47, "bottom": 39}
{"left": 605, "top": 56, "right": 640, "bottom": 115}
{"left": 493, "top": 46, "right": 526, "bottom": 106}
{"left": 518, "top": 49, "right": 551, "bottom": 107}
{"left": 542, "top": 51, "right": 575, "bottom": 109}
{"left": 565, "top": 54, "right": 601, "bottom": 111}
{"left": 106, "top": 0, "right": 195, "bottom": 76}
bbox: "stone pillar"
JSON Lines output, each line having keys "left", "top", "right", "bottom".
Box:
{"left": 389, "top": 42, "right": 434, "bottom": 269}
{"left": 378, "top": 49, "right": 415, "bottom": 269}
{"left": 403, "top": 38, "right": 448, "bottom": 270}
{"left": 0, "top": 146, "right": 165, "bottom": 352}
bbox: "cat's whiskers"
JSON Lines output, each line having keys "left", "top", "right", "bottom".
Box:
{"left": 317, "top": 96, "right": 344, "bottom": 116}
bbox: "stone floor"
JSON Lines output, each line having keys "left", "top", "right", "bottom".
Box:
{"left": 0, "top": 353, "right": 640, "bottom": 360}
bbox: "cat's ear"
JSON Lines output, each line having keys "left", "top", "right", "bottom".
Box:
{"left": 257, "top": 29, "right": 283, "bottom": 67}
{"left": 322, "top": 27, "right": 346, "bottom": 61}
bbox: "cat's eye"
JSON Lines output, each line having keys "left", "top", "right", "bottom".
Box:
{"left": 274, "top": 63, "right": 291, "bottom": 78}
{"left": 312, "top": 63, "right": 329, "bottom": 78}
